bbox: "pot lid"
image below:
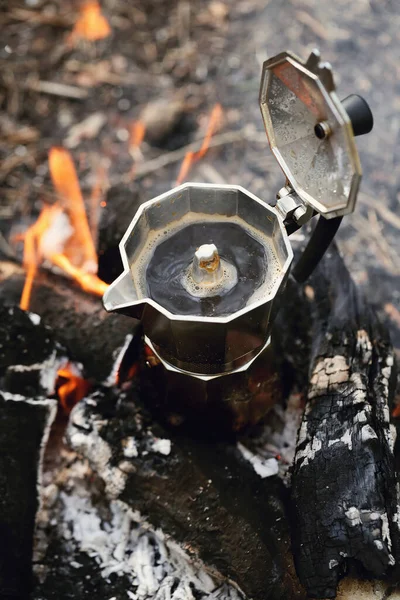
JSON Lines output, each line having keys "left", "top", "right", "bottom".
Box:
{"left": 259, "top": 49, "right": 362, "bottom": 219}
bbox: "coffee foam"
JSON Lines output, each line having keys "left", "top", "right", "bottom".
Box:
{"left": 181, "top": 257, "right": 238, "bottom": 299}
{"left": 130, "top": 211, "right": 282, "bottom": 309}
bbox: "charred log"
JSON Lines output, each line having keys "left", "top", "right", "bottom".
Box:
{"left": 0, "top": 263, "right": 137, "bottom": 382}
{"left": 289, "top": 247, "right": 399, "bottom": 598}
{"left": 97, "top": 185, "right": 144, "bottom": 284}
{"left": 0, "top": 395, "right": 57, "bottom": 600}
{"left": 0, "top": 303, "right": 58, "bottom": 599}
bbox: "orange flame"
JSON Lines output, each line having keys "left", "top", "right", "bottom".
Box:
{"left": 57, "top": 362, "right": 90, "bottom": 414}
{"left": 129, "top": 121, "right": 146, "bottom": 150}
{"left": 49, "top": 148, "right": 97, "bottom": 271}
{"left": 70, "top": 1, "right": 111, "bottom": 42}
{"left": 175, "top": 104, "right": 223, "bottom": 185}
{"left": 20, "top": 204, "right": 62, "bottom": 310}
{"left": 19, "top": 148, "right": 108, "bottom": 311}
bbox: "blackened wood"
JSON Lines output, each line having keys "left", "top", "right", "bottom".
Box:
{"left": 0, "top": 394, "right": 57, "bottom": 599}
{"left": 0, "top": 263, "right": 137, "bottom": 382}
{"left": 67, "top": 389, "right": 306, "bottom": 600}
{"left": 97, "top": 185, "right": 144, "bottom": 284}
{"left": 0, "top": 301, "right": 58, "bottom": 598}
{"left": 290, "top": 247, "right": 398, "bottom": 598}
{"left": 0, "top": 302, "right": 66, "bottom": 397}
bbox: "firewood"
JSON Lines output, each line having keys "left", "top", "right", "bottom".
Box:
{"left": 288, "top": 247, "right": 399, "bottom": 598}
{"left": 0, "top": 303, "right": 59, "bottom": 598}
{"left": 0, "top": 262, "right": 137, "bottom": 382}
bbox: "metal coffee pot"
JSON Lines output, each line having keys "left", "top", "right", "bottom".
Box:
{"left": 103, "top": 49, "right": 373, "bottom": 396}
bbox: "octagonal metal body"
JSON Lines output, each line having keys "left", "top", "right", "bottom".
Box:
{"left": 103, "top": 183, "right": 293, "bottom": 376}
{"left": 259, "top": 50, "right": 362, "bottom": 218}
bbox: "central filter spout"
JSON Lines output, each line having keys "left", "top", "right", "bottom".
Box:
{"left": 181, "top": 241, "right": 238, "bottom": 299}
{"left": 192, "top": 244, "right": 223, "bottom": 285}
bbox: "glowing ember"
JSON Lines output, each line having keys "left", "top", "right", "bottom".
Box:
{"left": 70, "top": 1, "right": 111, "bottom": 43}
{"left": 175, "top": 104, "right": 223, "bottom": 185}
{"left": 392, "top": 401, "right": 400, "bottom": 418}
{"left": 19, "top": 148, "right": 108, "bottom": 311}
{"left": 57, "top": 363, "right": 90, "bottom": 414}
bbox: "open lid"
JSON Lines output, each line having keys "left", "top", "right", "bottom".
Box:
{"left": 259, "top": 49, "right": 362, "bottom": 219}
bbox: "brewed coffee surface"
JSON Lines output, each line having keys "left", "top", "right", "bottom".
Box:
{"left": 146, "top": 222, "right": 267, "bottom": 317}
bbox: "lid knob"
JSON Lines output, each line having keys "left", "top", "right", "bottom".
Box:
{"left": 342, "top": 94, "right": 374, "bottom": 137}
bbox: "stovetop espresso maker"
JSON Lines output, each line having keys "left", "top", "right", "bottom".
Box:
{"left": 103, "top": 49, "right": 373, "bottom": 421}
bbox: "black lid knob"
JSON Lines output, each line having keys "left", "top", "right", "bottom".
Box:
{"left": 342, "top": 94, "right": 373, "bottom": 137}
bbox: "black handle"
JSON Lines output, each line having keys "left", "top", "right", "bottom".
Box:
{"left": 292, "top": 216, "right": 343, "bottom": 283}
{"left": 342, "top": 94, "right": 373, "bottom": 137}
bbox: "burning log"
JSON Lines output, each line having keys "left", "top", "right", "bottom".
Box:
{"left": 0, "top": 263, "right": 137, "bottom": 382}
{"left": 0, "top": 303, "right": 59, "bottom": 598}
{"left": 287, "top": 247, "right": 399, "bottom": 598}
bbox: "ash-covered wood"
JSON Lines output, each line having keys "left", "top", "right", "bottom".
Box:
{"left": 290, "top": 247, "right": 399, "bottom": 598}
{"left": 0, "top": 262, "right": 138, "bottom": 382}
{"left": 66, "top": 387, "right": 305, "bottom": 600}
{"left": 0, "top": 302, "right": 59, "bottom": 598}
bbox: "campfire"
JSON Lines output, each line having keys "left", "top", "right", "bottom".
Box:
{"left": 0, "top": 3, "right": 399, "bottom": 600}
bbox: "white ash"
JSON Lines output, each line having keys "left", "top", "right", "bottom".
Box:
{"left": 237, "top": 392, "right": 303, "bottom": 480}
{"left": 40, "top": 459, "right": 244, "bottom": 600}
{"left": 356, "top": 329, "right": 373, "bottom": 365}
{"left": 69, "top": 402, "right": 128, "bottom": 499}
{"left": 309, "top": 355, "right": 349, "bottom": 398}
{"left": 28, "top": 312, "right": 41, "bottom": 325}
{"left": 295, "top": 435, "right": 323, "bottom": 468}
{"left": 237, "top": 443, "right": 278, "bottom": 478}
{"left": 68, "top": 401, "right": 174, "bottom": 496}
{"left": 123, "top": 437, "right": 139, "bottom": 458}
{"left": 150, "top": 438, "right": 171, "bottom": 456}
{"left": 105, "top": 334, "right": 134, "bottom": 387}
{"left": 343, "top": 507, "right": 394, "bottom": 558}
{"left": 329, "top": 559, "right": 339, "bottom": 570}
{"left": 328, "top": 429, "right": 353, "bottom": 451}
{"left": 360, "top": 425, "right": 378, "bottom": 443}
{"left": 393, "top": 483, "right": 400, "bottom": 536}
{"left": 345, "top": 507, "right": 361, "bottom": 527}
{"left": 6, "top": 347, "right": 67, "bottom": 396}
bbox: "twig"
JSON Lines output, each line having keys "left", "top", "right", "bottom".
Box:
{"left": 295, "top": 11, "right": 330, "bottom": 40}
{"left": 0, "top": 152, "right": 37, "bottom": 184}
{"left": 197, "top": 163, "right": 227, "bottom": 185}
{"left": 360, "top": 193, "right": 400, "bottom": 230}
{"left": 23, "top": 80, "right": 88, "bottom": 100}
{"left": 8, "top": 8, "right": 73, "bottom": 27}
{"left": 0, "top": 233, "right": 17, "bottom": 261}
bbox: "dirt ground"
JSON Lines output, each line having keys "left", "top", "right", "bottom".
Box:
{"left": 1, "top": 0, "right": 399, "bottom": 348}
